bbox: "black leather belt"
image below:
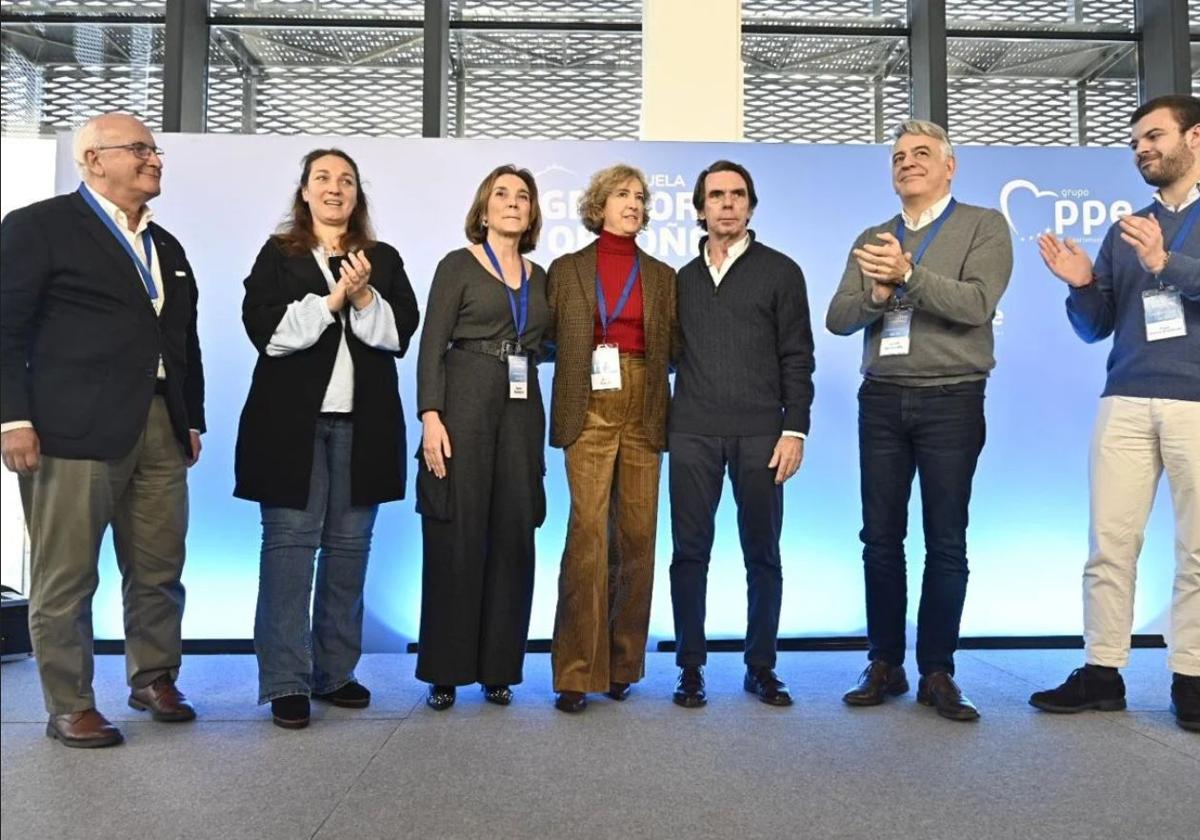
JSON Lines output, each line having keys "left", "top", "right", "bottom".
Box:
{"left": 450, "top": 339, "right": 537, "bottom": 363}
{"left": 154, "top": 379, "right": 169, "bottom": 396}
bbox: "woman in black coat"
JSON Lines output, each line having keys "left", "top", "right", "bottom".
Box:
{"left": 235, "top": 148, "right": 419, "bottom": 729}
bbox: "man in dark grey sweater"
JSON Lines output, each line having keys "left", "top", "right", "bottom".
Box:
{"left": 827, "top": 120, "right": 1012, "bottom": 721}
{"left": 669, "top": 160, "right": 815, "bottom": 709}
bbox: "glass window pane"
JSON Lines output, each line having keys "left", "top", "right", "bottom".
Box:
{"left": 741, "top": 0, "right": 906, "bottom": 26}
{"left": 208, "top": 1, "right": 424, "bottom": 19}
{"left": 1, "top": 22, "right": 163, "bottom": 137}
{"left": 947, "top": 38, "right": 1137, "bottom": 147}
{"left": 744, "top": 34, "right": 909, "bottom": 143}
{"left": 456, "top": 1, "right": 641, "bottom": 24}
{"left": 946, "top": 0, "right": 1134, "bottom": 33}
{"left": 207, "top": 26, "right": 423, "bottom": 136}
{"left": 451, "top": 29, "right": 641, "bottom": 139}
{"left": 0, "top": 0, "right": 165, "bottom": 15}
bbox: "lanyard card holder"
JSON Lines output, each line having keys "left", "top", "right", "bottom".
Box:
{"left": 1143, "top": 286, "right": 1186, "bottom": 342}
{"left": 508, "top": 351, "right": 529, "bottom": 399}
{"left": 880, "top": 307, "right": 912, "bottom": 356}
{"left": 591, "top": 344, "right": 621, "bottom": 390}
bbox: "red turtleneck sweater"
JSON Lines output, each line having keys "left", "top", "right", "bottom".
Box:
{"left": 592, "top": 229, "right": 645, "bottom": 354}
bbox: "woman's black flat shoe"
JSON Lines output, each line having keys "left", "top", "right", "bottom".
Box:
{"left": 270, "top": 694, "right": 310, "bottom": 729}
{"left": 606, "top": 682, "right": 631, "bottom": 701}
{"left": 427, "top": 685, "right": 456, "bottom": 711}
{"left": 554, "top": 691, "right": 587, "bottom": 713}
{"left": 483, "top": 684, "right": 513, "bottom": 706}
{"left": 313, "top": 681, "right": 371, "bottom": 709}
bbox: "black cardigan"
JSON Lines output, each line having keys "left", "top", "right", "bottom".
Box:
{"left": 234, "top": 236, "right": 420, "bottom": 509}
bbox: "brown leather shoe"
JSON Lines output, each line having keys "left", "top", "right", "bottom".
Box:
{"left": 128, "top": 674, "right": 196, "bottom": 722}
{"left": 917, "top": 672, "right": 980, "bottom": 721}
{"left": 46, "top": 709, "right": 124, "bottom": 748}
{"left": 843, "top": 661, "right": 910, "bottom": 706}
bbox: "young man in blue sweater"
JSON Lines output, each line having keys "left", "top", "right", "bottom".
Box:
{"left": 1033, "top": 95, "right": 1200, "bottom": 732}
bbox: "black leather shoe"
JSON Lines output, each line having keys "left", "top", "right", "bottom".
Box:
{"left": 917, "top": 672, "right": 980, "bottom": 721}
{"left": 1029, "top": 666, "right": 1126, "bottom": 714}
{"left": 483, "top": 685, "right": 513, "bottom": 706}
{"left": 313, "top": 681, "right": 371, "bottom": 709}
{"left": 744, "top": 666, "right": 793, "bottom": 707}
{"left": 1171, "top": 673, "right": 1200, "bottom": 732}
{"left": 426, "top": 685, "right": 456, "bottom": 711}
{"left": 843, "top": 661, "right": 909, "bottom": 706}
{"left": 554, "top": 691, "right": 587, "bottom": 713}
{"left": 605, "top": 682, "right": 631, "bottom": 701}
{"left": 673, "top": 666, "right": 707, "bottom": 708}
{"left": 270, "top": 694, "right": 310, "bottom": 729}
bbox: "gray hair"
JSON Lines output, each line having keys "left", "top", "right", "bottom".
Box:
{"left": 891, "top": 119, "right": 955, "bottom": 161}
{"left": 72, "top": 115, "right": 106, "bottom": 176}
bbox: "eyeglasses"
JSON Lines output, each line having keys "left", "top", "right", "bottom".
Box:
{"left": 92, "top": 142, "right": 164, "bottom": 160}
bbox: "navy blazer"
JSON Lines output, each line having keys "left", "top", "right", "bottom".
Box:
{"left": 0, "top": 190, "right": 205, "bottom": 459}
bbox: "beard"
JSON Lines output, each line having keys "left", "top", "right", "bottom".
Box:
{"left": 1138, "top": 142, "right": 1195, "bottom": 188}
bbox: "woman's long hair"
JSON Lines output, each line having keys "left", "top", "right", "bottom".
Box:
{"left": 274, "top": 148, "right": 376, "bottom": 255}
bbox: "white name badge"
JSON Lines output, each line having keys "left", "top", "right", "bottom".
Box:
{"left": 1143, "top": 287, "right": 1187, "bottom": 342}
{"left": 507, "top": 353, "right": 528, "bottom": 399}
{"left": 880, "top": 308, "right": 912, "bottom": 357}
{"left": 591, "top": 344, "right": 621, "bottom": 391}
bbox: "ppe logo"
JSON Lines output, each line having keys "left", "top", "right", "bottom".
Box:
{"left": 999, "top": 179, "right": 1133, "bottom": 243}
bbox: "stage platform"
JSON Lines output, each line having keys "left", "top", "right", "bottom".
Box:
{"left": 1, "top": 649, "right": 1196, "bottom": 840}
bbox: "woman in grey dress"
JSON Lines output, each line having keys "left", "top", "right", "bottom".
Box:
{"left": 414, "top": 165, "right": 549, "bottom": 710}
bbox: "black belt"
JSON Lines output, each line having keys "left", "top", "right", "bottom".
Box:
{"left": 154, "top": 379, "right": 169, "bottom": 396}
{"left": 450, "top": 339, "right": 537, "bottom": 363}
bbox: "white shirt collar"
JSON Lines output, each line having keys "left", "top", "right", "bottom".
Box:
{"left": 901, "top": 192, "right": 953, "bottom": 231}
{"left": 1152, "top": 182, "right": 1200, "bottom": 213}
{"left": 83, "top": 181, "right": 153, "bottom": 236}
{"left": 704, "top": 232, "right": 751, "bottom": 268}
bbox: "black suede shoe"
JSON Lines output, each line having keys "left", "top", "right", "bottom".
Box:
{"left": 426, "top": 685, "right": 456, "bottom": 711}
{"left": 843, "top": 661, "right": 909, "bottom": 706}
{"left": 1170, "top": 673, "right": 1199, "bottom": 732}
{"left": 605, "top": 682, "right": 631, "bottom": 701}
{"left": 270, "top": 694, "right": 310, "bottom": 729}
{"left": 744, "top": 666, "right": 793, "bottom": 707}
{"left": 917, "top": 672, "right": 979, "bottom": 721}
{"left": 313, "top": 681, "right": 371, "bottom": 709}
{"left": 1029, "top": 666, "right": 1126, "bottom": 714}
{"left": 673, "top": 666, "right": 706, "bottom": 708}
{"left": 482, "top": 685, "right": 513, "bottom": 706}
{"left": 554, "top": 691, "right": 587, "bottom": 713}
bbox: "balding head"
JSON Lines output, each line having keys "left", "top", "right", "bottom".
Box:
{"left": 73, "top": 112, "right": 163, "bottom": 217}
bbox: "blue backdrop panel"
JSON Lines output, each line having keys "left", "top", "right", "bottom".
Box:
{"left": 53, "top": 136, "right": 1175, "bottom": 649}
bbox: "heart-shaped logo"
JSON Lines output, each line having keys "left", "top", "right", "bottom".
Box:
{"left": 999, "top": 179, "right": 1058, "bottom": 237}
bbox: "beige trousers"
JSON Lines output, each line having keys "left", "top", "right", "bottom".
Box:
{"left": 1084, "top": 396, "right": 1200, "bottom": 676}
{"left": 19, "top": 397, "right": 189, "bottom": 714}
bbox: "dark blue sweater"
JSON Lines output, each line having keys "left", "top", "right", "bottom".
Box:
{"left": 672, "top": 234, "right": 815, "bottom": 436}
{"left": 1067, "top": 199, "right": 1200, "bottom": 401}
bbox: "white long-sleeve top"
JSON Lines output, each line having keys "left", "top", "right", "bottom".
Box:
{"left": 265, "top": 248, "right": 401, "bottom": 413}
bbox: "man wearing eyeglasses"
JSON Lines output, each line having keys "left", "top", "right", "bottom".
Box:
{"left": 0, "top": 112, "right": 206, "bottom": 748}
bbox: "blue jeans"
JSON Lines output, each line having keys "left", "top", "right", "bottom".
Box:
{"left": 254, "top": 417, "right": 379, "bottom": 703}
{"left": 858, "top": 379, "right": 986, "bottom": 676}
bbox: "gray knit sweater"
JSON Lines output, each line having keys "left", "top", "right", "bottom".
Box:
{"left": 825, "top": 201, "right": 1013, "bottom": 386}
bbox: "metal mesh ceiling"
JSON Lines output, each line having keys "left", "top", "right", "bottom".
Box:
{"left": 945, "top": 0, "right": 1134, "bottom": 31}
{"left": 741, "top": 0, "right": 907, "bottom": 25}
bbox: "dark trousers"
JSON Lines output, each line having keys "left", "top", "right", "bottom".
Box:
{"left": 669, "top": 432, "right": 783, "bottom": 668}
{"left": 858, "top": 378, "right": 986, "bottom": 676}
{"left": 416, "top": 349, "right": 546, "bottom": 686}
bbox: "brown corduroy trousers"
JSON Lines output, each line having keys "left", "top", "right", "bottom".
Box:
{"left": 552, "top": 356, "right": 662, "bottom": 693}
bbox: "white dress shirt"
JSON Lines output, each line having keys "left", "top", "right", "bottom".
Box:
{"left": 1152, "top": 182, "right": 1200, "bottom": 213}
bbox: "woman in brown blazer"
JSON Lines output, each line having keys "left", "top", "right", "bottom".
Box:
{"left": 547, "top": 164, "right": 677, "bottom": 713}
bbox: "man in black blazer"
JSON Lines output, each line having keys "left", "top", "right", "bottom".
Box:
{"left": 0, "top": 112, "right": 206, "bottom": 748}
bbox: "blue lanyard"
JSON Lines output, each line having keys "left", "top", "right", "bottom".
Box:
{"left": 896, "top": 197, "right": 958, "bottom": 265}
{"left": 1166, "top": 199, "right": 1200, "bottom": 253}
{"left": 595, "top": 258, "right": 640, "bottom": 343}
{"left": 482, "top": 240, "right": 528, "bottom": 340}
{"left": 78, "top": 183, "right": 157, "bottom": 299}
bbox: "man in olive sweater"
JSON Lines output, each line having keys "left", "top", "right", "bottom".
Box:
{"left": 669, "top": 160, "right": 815, "bottom": 709}
{"left": 826, "top": 120, "right": 1012, "bottom": 721}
